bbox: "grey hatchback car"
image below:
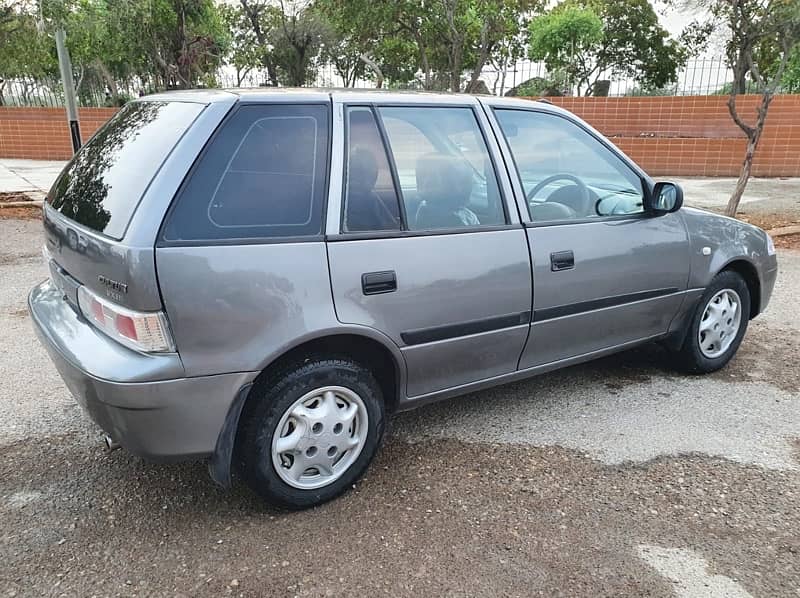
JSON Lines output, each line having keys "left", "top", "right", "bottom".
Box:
{"left": 30, "top": 89, "right": 778, "bottom": 509}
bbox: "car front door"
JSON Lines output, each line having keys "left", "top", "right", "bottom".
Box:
{"left": 486, "top": 103, "right": 691, "bottom": 369}
{"left": 326, "top": 97, "right": 532, "bottom": 398}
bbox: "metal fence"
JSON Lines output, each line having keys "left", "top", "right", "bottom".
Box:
{"left": 0, "top": 75, "right": 145, "bottom": 108}
{"left": 0, "top": 57, "right": 746, "bottom": 108}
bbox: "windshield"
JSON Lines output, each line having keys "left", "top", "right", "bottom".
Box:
{"left": 47, "top": 100, "right": 204, "bottom": 239}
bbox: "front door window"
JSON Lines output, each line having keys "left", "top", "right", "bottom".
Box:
{"left": 494, "top": 109, "right": 645, "bottom": 222}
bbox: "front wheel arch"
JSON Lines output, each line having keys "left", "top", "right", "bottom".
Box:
{"left": 721, "top": 259, "right": 760, "bottom": 319}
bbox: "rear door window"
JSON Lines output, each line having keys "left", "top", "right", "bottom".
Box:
{"left": 48, "top": 101, "right": 204, "bottom": 239}
{"left": 162, "top": 103, "right": 330, "bottom": 243}
{"left": 377, "top": 107, "right": 506, "bottom": 231}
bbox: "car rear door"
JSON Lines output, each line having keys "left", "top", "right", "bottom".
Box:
{"left": 484, "top": 101, "right": 690, "bottom": 369}
{"left": 326, "top": 95, "right": 532, "bottom": 399}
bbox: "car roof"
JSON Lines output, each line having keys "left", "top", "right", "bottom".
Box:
{"left": 136, "top": 87, "right": 569, "bottom": 115}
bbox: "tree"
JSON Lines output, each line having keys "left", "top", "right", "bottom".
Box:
{"left": 315, "top": 0, "right": 380, "bottom": 87}
{"left": 238, "top": 0, "right": 281, "bottom": 86}
{"left": 781, "top": 44, "right": 800, "bottom": 92}
{"left": 220, "top": 3, "right": 261, "bottom": 86}
{"left": 474, "top": 0, "right": 539, "bottom": 94}
{"left": 271, "top": 0, "right": 329, "bottom": 86}
{"left": 528, "top": 0, "right": 686, "bottom": 96}
{"left": 528, "top": 6, "right": 602, "bottom": 95}
{"left": 0, "top": 1, "right": 57, "bottom": 105}
{"left": 691, "top": 0, "right": 800, "bottom": 216}
{"left": 142, "top": 0, "right": 228, "bottom": 89}
{"left": 238, "top": 0, "right": 328, "bottom": 87}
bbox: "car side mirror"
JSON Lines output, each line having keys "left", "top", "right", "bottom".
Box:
{"left": 650, "top": 182, "right": 683, "bottom": 214}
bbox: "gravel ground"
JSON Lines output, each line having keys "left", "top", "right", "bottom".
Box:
{"left": 1, "top": 218, "right": 799, "bottom": 597}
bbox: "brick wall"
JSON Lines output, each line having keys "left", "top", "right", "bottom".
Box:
{"left": 1, "top": 96, "right": 799, "bottom": 176}
{"left": 545, "top": 95, "right": 800, "bottom": 177}
{"left": 0, "top": 107, "right": 117, "bottom": 160}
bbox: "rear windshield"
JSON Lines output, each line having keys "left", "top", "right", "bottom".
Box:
{"left": 47, "top": 100, "right": 204, "bottom": 239}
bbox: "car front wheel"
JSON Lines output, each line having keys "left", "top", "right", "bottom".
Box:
{"left": 675, "top": 270, "right": 750, "bottom": 374}
{"left": 236, "top": 357, "right": 385, "bottom": 509}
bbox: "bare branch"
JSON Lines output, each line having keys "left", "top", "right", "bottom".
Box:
{"left": 727, "top": 92, "right": 756, "bottom": 138}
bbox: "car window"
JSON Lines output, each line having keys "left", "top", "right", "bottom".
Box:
{"left": 48, "top": 100, "right": 204, "bottom": 240}
{"left": 378, "top": 106, "right": 506, "bottom": 231}
{"left": 162, "top": 103, "right": 329, "bottom": 242}
{"left": 494, "top": 109, "right": 644, "bottom": 222}
{"left": 342, "top": 107, "right": 402, "bottom": 232}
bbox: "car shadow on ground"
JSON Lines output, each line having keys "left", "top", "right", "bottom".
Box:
{"left": 7, "top": 340, "right": 682, "bottom": 515}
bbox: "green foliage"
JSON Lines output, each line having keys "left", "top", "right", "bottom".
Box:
{"left": 219, "top": 3, "right": 264, "bottom": 85}
{"left": 784, "top": 46, "right": 800, "bottom": 92}
{"left": 0, "top": 2, "right": 57, "bottom": 105}
{"left": 711, "top": 81, "right": 760, "bottom": 95}
{"left": 505, "top": 76, "right": 565, "bottom": 96}
{"left": 236, "top": 0, "right": 329, "bottom": 88}
{"left": 527, "top": 6, "right": 602, "bottom": 94}
{"left": 42, "top": 0, "right": 228, "bottom": 93}
{"left": 528, "top": 0, "right": 686, "bottom": 96}
{"left": 318, "top": 0, "right": 539, "bottom": 92}
{"left": 625, "top": 85, "right": 677, "bottom": 96}
{"left": 270, "top": 1, "right": 330, "bottom": 87}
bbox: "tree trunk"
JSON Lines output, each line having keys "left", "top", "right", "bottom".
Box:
{"left": 726, "top": 134, "right": 758, "bottom": 217}
{"left": 725, "top": 89, "right": 773, "bottom": 217}
{"left": 240, "top": 0, "right": 279, "bottom": 86}
{"left": 466, "top": 24, "right": 491, "bottom": 93}
{"left": 359, "top": 54, "right": 383, "bottom": 89}
{"left": 95, "top": 60, "right": 119, "bottom": 103}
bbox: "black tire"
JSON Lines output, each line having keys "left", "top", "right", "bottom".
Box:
{"left": 674, "top": 270, "right": 751, "bottom": 374}
{"left": 236, "top": 356, "right": 385, "bottom": 509}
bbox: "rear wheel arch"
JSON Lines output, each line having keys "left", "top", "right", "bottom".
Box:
{"left": 246, "top": 333, "right": 403, "bottom": 415}
{"left": 210, "top": 332, "right": 402, "bottom": 490}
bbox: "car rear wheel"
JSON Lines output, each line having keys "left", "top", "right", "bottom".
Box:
{"left": 236, "top": 357, "right": 385, "bottom": 509}
{"left": 675, "top": 270, "right": 750, "bottom": 374}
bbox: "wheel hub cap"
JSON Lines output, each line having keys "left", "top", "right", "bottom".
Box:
{"left": 698, "top": 288, "right": 742, "bottom": 359}
{"left": 271, "top": 386, "right": 367, "bottom": 490}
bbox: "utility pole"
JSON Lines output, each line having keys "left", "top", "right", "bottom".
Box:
{"left": 54, "top": 29, "right": 81, "bottom": 154}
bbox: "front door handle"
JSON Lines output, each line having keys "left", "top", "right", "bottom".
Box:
{"left": 550, "top": 250, "right": 574, "bottom": 272}
{"left": 362, "top": 270, "right": 397, "bottom": 295}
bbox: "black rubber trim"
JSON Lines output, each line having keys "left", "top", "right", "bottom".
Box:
{"left": 533, "top": 287, "right": 680, "bottom": 322}
{"left": 208, "top": 382, "right": 254, "bottom": 489}
{"left": 327, "top": 223, "right": 522, "bottom": 242}
{"left": 401, "top": 311, "right": 531, "bottom": 346}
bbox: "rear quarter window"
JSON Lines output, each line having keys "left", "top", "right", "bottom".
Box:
{"left": 47, "top": 101, "right": 204, "bottom": 239}
{"left": 162, "top": 103, "right": 330, "bottom": 243}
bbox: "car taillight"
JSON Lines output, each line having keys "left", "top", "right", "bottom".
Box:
{"left": 77, "top": 286, "right": 175, "bottom": 353}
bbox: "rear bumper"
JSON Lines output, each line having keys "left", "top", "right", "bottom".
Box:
{"left": 29, "top": 279, "right": 256, "bottom": 460}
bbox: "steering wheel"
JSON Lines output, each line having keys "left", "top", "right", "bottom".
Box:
{"left": 526, "top": 174, "right": 592, "bottom": 217}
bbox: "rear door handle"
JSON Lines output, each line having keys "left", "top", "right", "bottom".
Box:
{"left": 362, "top": 270, "right": 397, "bottom": 295}
{"left": 550, "top": 250, "right": 574, "bottom": 272}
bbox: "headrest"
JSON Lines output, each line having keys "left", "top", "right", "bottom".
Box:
{"left": 415, "top": 153, "right": 473, "bottom": 208}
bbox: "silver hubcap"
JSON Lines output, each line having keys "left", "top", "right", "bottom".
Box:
{"left": 271, "top": 386, "right": 367, "bottom": 490}
{"left": 698, "top": 288, "right": 742, "bottom": 359}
